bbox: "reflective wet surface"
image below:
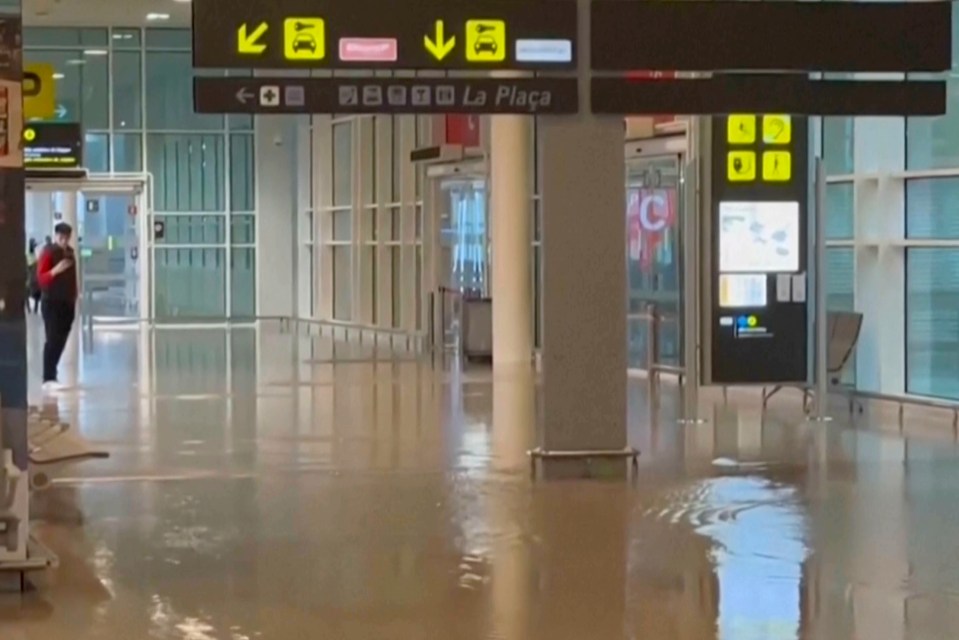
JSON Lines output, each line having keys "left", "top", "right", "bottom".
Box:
{"left": 3, "top": 323, "right": 959, "bottom": 639}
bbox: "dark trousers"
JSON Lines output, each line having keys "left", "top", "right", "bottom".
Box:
{"left": 41, "top": 299, "right": 75, "bottom": 383}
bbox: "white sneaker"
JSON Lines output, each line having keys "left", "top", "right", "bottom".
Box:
{"left": 42, "top": 381, "right": 66, "bottom": 394}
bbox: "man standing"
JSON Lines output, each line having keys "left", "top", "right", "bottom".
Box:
{"left": 36, "top": 222, "right": 78, "bottom": 392}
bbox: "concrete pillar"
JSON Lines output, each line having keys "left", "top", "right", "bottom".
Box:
{"left": 490, "top": 115, "right": 533, "bottom": 367}
{"left": 254, "top": 115, "right": 296, "bottom": 319}
{"left": 0, "top": 8, "right": 28, "bottom": 565}
{"left": 537, "top": 0, "right": 627, "bottom": 477}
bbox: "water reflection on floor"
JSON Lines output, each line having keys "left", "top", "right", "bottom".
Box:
{"left": 2, "top": 324, "right": 959, "bottom": 639}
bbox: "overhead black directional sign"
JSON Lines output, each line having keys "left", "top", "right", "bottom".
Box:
{"left": 192, "top": 0, "right": 578, "bottom": 70}
{"left": 193, "top": 77, "right": 579, "bottom": 115}
{"left": 591, "top": 0, "right": 951, "bottom": 73}
{"left": 592, "top": 76, "right": 947, "bottom": 116}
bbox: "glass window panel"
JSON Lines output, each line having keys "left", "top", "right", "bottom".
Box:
{"left": 415, "top": 245, "right": 423, "bottom": 330}
{"left": 111, "top": 28, "right": 141, "bottom": 47}
{"left": 113, "top": 133, "right": 142, "bottom": 172}
{"left": 230, "top": 248, "right": 256, "bottom": 318}
{"left": 154, "top": 247, "right": 227, "bottom": 319}
{"left": 25, "top": 49, "right": 108, "bottom": 128}
{"left": 391, "top": 207, "right": 401, "bottom": 241}
{"left": 231, "top": 215, "right": 255, "bottom": 244}
{"left": 333, "top": 121, "right": 352, "bottom": 206}
{"left": 332, "top": 210, "right": 351, "bottom": 241}
{"left": 230, "top": 133, "right": 255, "bottom": 212}
{"left": 145, "top": 51, "right": 223, "bottom": 130}
{"left": 361, "top": 118, "right": 376, "bottom": 204}
{"left": 391, "top": 246, "right": 402, "bottom": 327}
{"left": 906, "top": 248, "right": 959, "bottom": 399}
{"left": 906, "top": 178, "right": 959, "bottom": 239}
{"left": 153, "top": 215, "right": 225, "bottom": 244}
{"left": 825, "top": 183, "right": 853, "bottom": 240}
{"left": 145, "top": 28, "right": 192, "bottom": 49}
{"left": 907, "top": 79, "right": 959, "bottom": 170}
{"left": 84, "top": 133, "right": 108, "bottom": 172}
{"left": 147, "top": 134, "right": 225, "bottom": 212}
{"left": 113, "top": 50, "right": 141, "bottom": 129}
{"left": 229, "top": 114, "right": 254, "bottom": 131}
{"left": 24, "top": 28, "right": 83, "bottom": 47}
{"left": 826, "top": 248, "right": 854, "bottom": 311}
{"left": 333, "top": 246, "right": 352, "bottom": 320}
{"left": 391, "top": 117, "right": 401, "bottom": 201}
{"left": 823, "top": 117, "right": 854, "bottom": 175}
{"left": 364, "top": 246, "right": 376, "bottom": 324}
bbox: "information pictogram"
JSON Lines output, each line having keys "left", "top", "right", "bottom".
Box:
{"left": 237, "top": 22, "right": 268, "bottom": 55}
{"left": 284, "top": 18, "right": 326, "bottom": 60}
{"left": 763, "top": 115, "right": 791, "bottom": 144}
{"left": 762, "top": 151, "right": 791, "bottom": 182}
{"left": 727, "top": 114, "right": 756, "bottom": 144}
{"left": 466, "top": 19, "right": 506, "bottom": 62}
{"left": 727, "top": 151, "right": 756, "bottom": 182}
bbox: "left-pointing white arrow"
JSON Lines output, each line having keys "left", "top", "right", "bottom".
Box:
{"left": 236, "top": 87, "right": 255, "bottom": 104}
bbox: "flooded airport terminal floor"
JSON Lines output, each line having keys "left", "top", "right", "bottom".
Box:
{"left": 3, "top": 324, "right": 959, "bottom": 639}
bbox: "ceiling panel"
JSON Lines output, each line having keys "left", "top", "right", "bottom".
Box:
{"left": 24, "top": 0, "right": 191, "bottom": 28}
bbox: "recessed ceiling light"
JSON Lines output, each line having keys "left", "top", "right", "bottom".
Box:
{"left": 146, "top": 12, "right": 170, "bottom": 21}
{"left": 52, "top": 72, "right": 64, "bottom": 79}
{"left": 112, "top": 33, "right": 133, "bottom": 40}
{"left": 83, "top": 49, "right": 108, "bottom": 56}
{"left": 65, "top": 59, "right": 86, "bottom": 66}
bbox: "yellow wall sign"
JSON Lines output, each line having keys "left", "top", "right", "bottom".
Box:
{"left": 466, "top": 19, "right": 506, "bottom": 62}
{"left": 284, "top": 18, "right": 326, "bottom": 60}
{"left": 763, "top": 115, "right": 791, "bottom": 144}
{"left": 762, "top": 151, "right": 791, "bottom": 181}
{"left": 727, "top": 114, "right": 756, "bottom": 144}
{"left": 727, "top": 151, "right": 756, "bottom": 182}
{"left": 23, "top": 63, "right": 56, "bottom": 120}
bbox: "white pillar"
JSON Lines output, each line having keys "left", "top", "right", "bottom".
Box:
{"left": 254, "top": 115, "right": 297, "bottom": 319}
{"left": 490, "top": 115, "right": 533, "bottom": 367}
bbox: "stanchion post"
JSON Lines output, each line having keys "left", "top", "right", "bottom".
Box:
{"left": 812, "top": 157, "right": 832, "bottom": 421}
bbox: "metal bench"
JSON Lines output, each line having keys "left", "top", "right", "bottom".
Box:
{"left": 27, "top": 406, "right": 108, "bottom": 491}
{"left": 762, "top": 310, "right": 864, "bottom": 411}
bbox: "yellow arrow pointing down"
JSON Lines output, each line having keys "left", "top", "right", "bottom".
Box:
{"left": 424, "top": 20, "right": 455, "bottom": 60}
{"left": 237, "top": 22, "right": 268, "bottom": 54}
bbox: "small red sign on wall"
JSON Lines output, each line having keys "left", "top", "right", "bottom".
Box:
{"left": 445, "top": 114, "right": 481, "bottom": 147}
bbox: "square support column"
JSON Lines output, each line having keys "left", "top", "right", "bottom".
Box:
{"left": 537, "top": 0, "right": 627, "bottom": 478}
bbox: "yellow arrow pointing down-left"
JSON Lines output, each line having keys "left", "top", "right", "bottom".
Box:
{"left": 237, "top": 22, "right": 268, "bottom": 54}
{"left": 424, "top": 20, "right": 455, "bottom": 60}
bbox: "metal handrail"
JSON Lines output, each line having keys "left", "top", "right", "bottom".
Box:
{"left": 849, "top": 388, "right": 959, "bottom": 431}
{"left": 286, "top": 316, "right": 427, "bottom": 339}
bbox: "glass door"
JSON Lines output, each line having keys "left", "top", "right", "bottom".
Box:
{"left": 431, "top": 172, "right": 489, "bottom": 350}
{"left": 626, "top": 154, "right": 683, "bottom": 369}
{"left": 78, "top": 190, "right": 141, "bottom": 322}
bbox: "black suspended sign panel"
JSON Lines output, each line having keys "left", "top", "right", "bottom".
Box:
{"left": 193, "top": 77, "right": 579, "bottom": 115}
{"left": 192, "top": 0, "right": 578, "bottom": 71}
{"left": 590, "top": 0, "right": 951, "bottom": 73}
{"left": 23, "top": 122, "right": 82, "bottom": 170}
{"left": 591, "top": 76, "right": 947, "bottom": 117}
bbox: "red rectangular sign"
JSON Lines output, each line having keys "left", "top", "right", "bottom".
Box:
{"left": 445, "top": 114, "right": 480, "bottom": 147}
{"left": 338, "top": 37, "right": 398, "bottom": 62}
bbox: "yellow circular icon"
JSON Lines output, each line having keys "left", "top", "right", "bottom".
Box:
{"left": 23, "top": 127, "right": 36, "bottom": 142}
{"left": 747, "top": 315, "right": 758, "bottom": 327}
